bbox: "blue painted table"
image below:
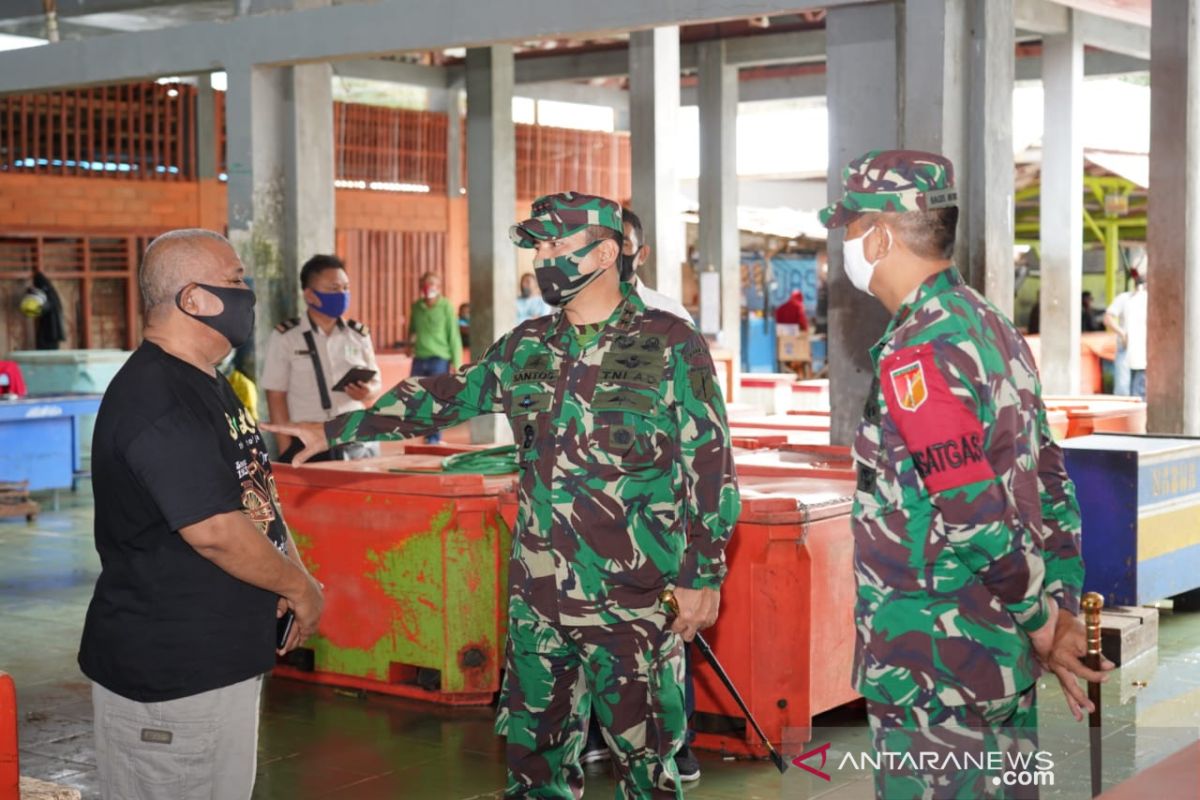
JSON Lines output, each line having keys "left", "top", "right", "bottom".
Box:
{"left": 1062, "top": 434, "right": 1200, "bottom": 605}
{"left": 0, "top": 394, "right": 102, "bottom": 491}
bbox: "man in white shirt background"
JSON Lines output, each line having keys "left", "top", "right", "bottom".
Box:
{"left": 1104, "top": 268, "right": 1148, "bottom": 400}
{"left": 621, "top": 207, "right": 693, "bottom": 323}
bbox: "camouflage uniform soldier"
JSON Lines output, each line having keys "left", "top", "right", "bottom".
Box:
{"left": 820, "top": 151, "right": 1108, "bottom": 799}
{"left": 266, "top": 192, "right": 740, "bottom": 799}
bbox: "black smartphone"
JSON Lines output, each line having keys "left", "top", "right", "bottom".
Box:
{"left": 331, "top": 367, "right": 377, "bottom": 392}
{"left": 276, "top": 609, "right": 295, "bottom": 650}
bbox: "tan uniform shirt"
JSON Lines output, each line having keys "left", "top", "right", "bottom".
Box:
{"left": 261, "top": 314, "right": 382, "bottom": 423}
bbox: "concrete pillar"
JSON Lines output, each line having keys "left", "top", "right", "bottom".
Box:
{"left": 967, "top": 0, "right": 1016, "bottom": 316}
{"left": 445, "top": 80, "right": 465, "bottom": 197}
{"left": 902, "top": 0, "right": 967, "bottom": 179}
{"left": 902, "top": 0, "right": 1014, "bottom": 315}
{"left": 226, "top": 0, "right": 334, "bottom": 381}
{"left": 195, "top": 77, "right": 217, "bottom": 180}
{"left": 466, "top": 45, "right": 516, "bottom": 444}
{"left": 826, "top": 3, "right": 902, "bottom": 445}
{"left": 225, "top": 60, "right": 334, "bottom": 380}
{"left": 697, "top": 39, "right": 740, "bottom": 390}
{"left": 1147, "top": 0, "right": 1200, "bottom": 433}
{"left": 1039, "top": 11, "right": 1084, "bottom": 394}
{"left": 629, "top": 27, "right": 683, "bottom": 303}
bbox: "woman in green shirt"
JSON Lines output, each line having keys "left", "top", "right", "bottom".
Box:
{"left": 407, "top": 271, "right": 463, "bottom": 443}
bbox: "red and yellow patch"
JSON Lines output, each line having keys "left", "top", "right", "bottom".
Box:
{"left": 880, "top": 344, "right": 995, "bottom": 493}
{"left": 890, "top": 361, "right": 928, "bottom": 411}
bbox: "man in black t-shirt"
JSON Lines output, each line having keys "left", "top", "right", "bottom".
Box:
{"left": 79, "top": 229, "right": 324, "bottom": 800}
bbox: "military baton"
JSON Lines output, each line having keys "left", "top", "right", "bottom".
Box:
{"left": 1083, "top": 592, "right": 1104, "bottom": 798}
{"left": 659, "top": 590, "right": 788, "bottom": 774}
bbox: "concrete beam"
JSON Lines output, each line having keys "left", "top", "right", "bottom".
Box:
{"left": 825, "top": 2, "right": 900, "bottom": 446}
{"left": 1039, "top": 9, "right": 1084, "bottom": 394}
{"left": 335, "top": 59, "right": 450, "bottom": 89}
{"left": 0, "top": 0, "right": 855, "bottom": 93}
{"left": 515, "top": 81, "right": 631, "bottom": 111}
{"left": 1016, "top": 0, "right": 1149, "bottom": 58}
{"left": 1147, "top": 0, "right": 1200, "bottom": 433}
{"left": 1076, "top": 10, "right": 1150, "bottom": 59}
{"left": 510, "top": 29, "right": 826, "bottom": 85}
{"left": 630, "top": 27, "right": 684, "bottom": 303}
{"left": 1016, "top": 49, "right": 1147, "bottom": 80}
{"left": 1014, "top": 0, "right": 1068, "bottom": 35}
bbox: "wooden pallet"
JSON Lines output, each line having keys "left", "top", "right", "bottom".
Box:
{"left": 0, "top": 481, "right": 39, "bottom": 523}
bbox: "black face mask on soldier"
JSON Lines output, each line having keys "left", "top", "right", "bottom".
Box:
{"left": 175, "top": 283, "right": 257, "bottom": 349}
{"left": 534, "top": 239, "right": 607, "bottom": 307}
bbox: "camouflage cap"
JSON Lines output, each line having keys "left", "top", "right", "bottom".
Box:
{"left": 819, "top": 150, "right": 958, "bottom": 229}
{"left": 510, "top": 191, "right": 623, "bottom": 248}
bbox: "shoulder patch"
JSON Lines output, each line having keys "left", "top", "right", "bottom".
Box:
{"left": 880, "top": 343, "right": 994, "bottom": 493}
{"left": 275, "top": 317, "right": 300, "bottom": 333}
{"left": 346, "top": 319, "right": 369, "bottom": 336}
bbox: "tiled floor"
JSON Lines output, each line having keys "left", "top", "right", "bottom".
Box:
{"left": 3, "top": 487, "right": 1199, "bottom": 799}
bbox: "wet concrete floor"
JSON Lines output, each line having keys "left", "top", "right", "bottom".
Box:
{"left": 3, "top": 487, "right": 1198, "bottom": 798}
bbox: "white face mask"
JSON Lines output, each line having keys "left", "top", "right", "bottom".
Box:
{"left": 843, "top": 225, "right": 891, "bottom": 296}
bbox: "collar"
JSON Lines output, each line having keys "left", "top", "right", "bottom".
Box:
{"left": 549, "top": 281, "right": 644, "bottom": 351}
{"left": 301, "top": 311, "right": 344, "bottom": 335}
{"left": 871, "top": 266, "right": 964, "bottom": 360}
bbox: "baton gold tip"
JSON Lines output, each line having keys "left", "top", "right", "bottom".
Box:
{"left": 1082, "top": 592, "right": 1104, "bottom": 613}
{"left": 659, "top": 590, "right": 678, "bottom": 613}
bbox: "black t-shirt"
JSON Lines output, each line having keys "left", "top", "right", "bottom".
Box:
{"left": 79, "top": 341, "right": 288, "bottom": 702}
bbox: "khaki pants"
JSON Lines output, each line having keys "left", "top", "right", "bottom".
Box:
{"left": 92, "top": 675, "right": 263, "bottom": 800}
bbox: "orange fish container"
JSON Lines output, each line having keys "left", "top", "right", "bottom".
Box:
{"left": 1044, "top": 395, "right": 1147, "bottom": 439}
{"left": 691, "top": 472, "right": 860, "bottom": 758}
{"left": 272, "top": 454, "right": 517, "bottom": 705}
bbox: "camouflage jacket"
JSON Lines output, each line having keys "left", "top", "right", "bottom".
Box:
{"left": 325, "top": 284, "right": 741, "bottom": 626}
{"left": 852, "top": 267, "right": 1084, "bottom": 707}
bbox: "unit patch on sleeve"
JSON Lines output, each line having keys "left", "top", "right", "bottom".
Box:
{"left": 880, "top": 343, "right": 995, "bottom": 493}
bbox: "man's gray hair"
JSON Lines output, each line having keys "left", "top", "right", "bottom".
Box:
{"left": 139, "top": 229, "right": 231, "bottom": 313}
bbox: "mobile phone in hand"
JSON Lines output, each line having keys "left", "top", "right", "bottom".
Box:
{"left": 276, "top": 608, "right": 295, "bottom": 650}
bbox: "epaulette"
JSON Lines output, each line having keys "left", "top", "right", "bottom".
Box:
{"left": 275, "top": 317, "right": 300, "bottom": 333}
{"left": 347, "top": 319, "right": 370, "bottom": 337}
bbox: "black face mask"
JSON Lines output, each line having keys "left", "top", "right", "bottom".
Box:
{"left": 175, "top": 283, "right": 256, "bottom": 349}
{"left": 619, "top": 246, "right": 642, "bottom": 283}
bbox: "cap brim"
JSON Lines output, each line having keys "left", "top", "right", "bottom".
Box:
{"left": 509, "top": 222, "right": 551, "bottom": 249}
{"left": 818, "top": 201, "right": 862, "bottom": 230}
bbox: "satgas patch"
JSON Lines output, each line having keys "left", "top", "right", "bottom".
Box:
{"left": 889, "top": 361, "right": 928, "bottom": 411}
{"left": 880, "top": 343, "right": 995, "bottom": 493}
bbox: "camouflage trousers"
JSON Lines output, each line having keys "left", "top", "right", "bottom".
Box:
{"left": 866, "top": 686, "right": 1039, "bottom": 800}
{"left": 495, "top": 600, "right": 687, "bottom": 799}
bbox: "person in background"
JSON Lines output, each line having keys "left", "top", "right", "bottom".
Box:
{"left": 516, "top": 271, "right": 552, "bottom": 323}
{"left": 1081, "top": 291, "right": 1102, "bottom": 332}
{"left": 1027, "top": 291, "right": 1041, "bottom": 335}
{"left": 815, "top": 260, "right": 829, "bottom": 336}
{"left": 262, "top": 254, "right": 382, "bottom": 463}
{"left": 1105, "top": 269, "right": 1148, "bottom": 400}
{"left": 79, "top": 229, "right": 323, "bottom": 800}
{"left": 620, "top": 207, "right": 692, "bottom": 322}
{"left": 407, "top": 271, "right": 462, "bottom": 444}
{"left": 220, "top": 338, "right": 259, "bottom": 420}
{"left": 458, "top": 302, "right": 471, "bottom": 350}
{"left": 774, "top": 288, "right": 810, "bottom": 331}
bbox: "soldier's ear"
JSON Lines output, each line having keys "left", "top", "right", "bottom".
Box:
{"left": 599, "top": 237, "right": 621, "bottom": 267}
